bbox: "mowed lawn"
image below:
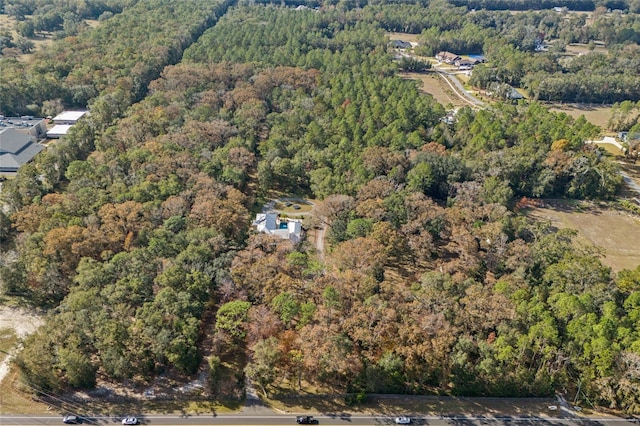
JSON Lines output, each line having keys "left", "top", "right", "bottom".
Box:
{"left": 527, "top": 201, "right": 640, "bottom": 273}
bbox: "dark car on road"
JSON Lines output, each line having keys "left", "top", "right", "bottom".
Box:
{"left": 296, "top": 415, "right": 317, "bottom": 424}
{"left": 62, "top": 415, "right": 80, "bottom": 424}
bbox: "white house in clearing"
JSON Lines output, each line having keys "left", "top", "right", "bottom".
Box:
{"left": 253, "top": 212, "right": 303, "bottom": 243}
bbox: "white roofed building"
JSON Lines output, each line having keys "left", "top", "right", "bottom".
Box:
{"left": 253, "top": 213, "right": 303, "bottom": 243}
{"left": 47, "top": 124, "right": 74, "bottom": 138}
{"left": 52, "top": 110, "right": 88, "bottom": 125}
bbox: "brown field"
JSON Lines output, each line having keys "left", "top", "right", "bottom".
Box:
{"left": 564, "top": 42, "right": 609, "bottom": 56}
{"left": 0, "top": 14, "right": 53, "bottom": 59}
{"left": 402, "top": 72, "right": 470, "bottom": 108}
{"left": 0, "top": 13, "right": 13, "bottom": 32}
{"left": 527, "top": 200, "right": 640, "bottom": 273}
{"left": 385, "top": 32, "right": 420, "bottom": 44}
{"left": 596, "top": 142, "right": 625, "bottom": 156}
{"left": 0, "top": 14, "right": 100, "bottom": 61}
{"left": 547, "top": 103, "right": 613, "bottom": 129}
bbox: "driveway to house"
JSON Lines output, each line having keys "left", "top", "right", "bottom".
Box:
{"left": 620, "top": 171, "right": 640, "bottom": 197}
{"left": 435, "top": 69, "right": 485, "bottom": 108}
{"left": 315, "top": 222, "right": 326, "bottom": 260}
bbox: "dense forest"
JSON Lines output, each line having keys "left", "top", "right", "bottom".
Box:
{"left": 1, "top": 0, "right": 640, "bottom": 416}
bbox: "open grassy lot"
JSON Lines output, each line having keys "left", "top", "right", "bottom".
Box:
{"left": 527, "top": 200, "right": 640, "bottom": 272}
{"left": 402, "top": 72, "right": 470, "bottom": 108}
{"left": 385, "top": 32, "right": 420, "bottom": 44}
{"left": 0, "top": 14, "right": 53, "bottom": 59}
{"left": 547, "top": 103, "right": 613, "bottom": 129}
{"left": 564, "top": 42, "right": 609, "bottom": 56}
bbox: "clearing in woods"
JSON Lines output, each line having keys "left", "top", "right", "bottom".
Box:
{"left": 527, "top": 200, "right": 640, "bottom": 273}
{"left": 547, "top": 103, "right": 614, "bottom": 129}
{"left": 386, "top": 32, "right": 471, "bottom": 108}
{"left": 403, "top": 72, "right": 471, "bottom": 109}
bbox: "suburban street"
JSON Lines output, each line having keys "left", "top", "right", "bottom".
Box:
{"left": 0, "top": 413, "right": 638, "bottom": 426}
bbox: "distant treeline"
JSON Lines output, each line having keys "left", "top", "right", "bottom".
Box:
{"left": 448, "top": 0, "right": 630, "bottom": 11}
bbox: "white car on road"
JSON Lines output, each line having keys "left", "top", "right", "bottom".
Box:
{"left": 394, "top": 417, "right": 412, "bottom": 424}
{"left": 122, "top": 417, "right": 138, "bottom": 425}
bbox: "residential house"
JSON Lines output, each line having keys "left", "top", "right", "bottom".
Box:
{"left": 507, "top": 86, "right": 525, "bottom": 100}
{"left": 390, "top": 40, "right": 412, "bottom": 49}
{"left": 253, "top": 212, "right": 303, "bottom": 243}
{"left": 0, "top": 127, "right": 45, "bottom": 174}
{"left": 436, "top": 51, "right": 461, "bottom": 64}
{"left": 455, "top": 59, "right": 475, "bottom": 70}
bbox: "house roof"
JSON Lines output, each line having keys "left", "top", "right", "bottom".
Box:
{"left": 254, "top": 212, "right": 278, "bottom": 232}
{"left": 47, "top": 124, "right": 73, "bottom": 138}
{"left": 508, "top": 87, "right": 525, "bottom": 99}
{"left": 391, "top": 40, "right": 412, "bottom": 49}
{"left": 437, "top": 51, "right": 460, "bottom": 60}
{"left": 52, "top": 110, "right": 87, "bottom": 122}
{"left": 0, "top": 128, "right": 45, "bottom": 172}
{"left": 253, "top": 213, "right": 302, "bottom": 242}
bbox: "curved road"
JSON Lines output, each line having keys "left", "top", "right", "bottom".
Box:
{"left": 435, "top": 70, "right": 485, "bottom": 108}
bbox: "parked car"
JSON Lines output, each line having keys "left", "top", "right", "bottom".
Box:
{"left": 296, "top": 415, "right": 316, "bottom": 424}
{"left": 62, "top": 415, "right": 79, "bottom": 424}
{"left": 122, "top": 416, "right": 139, "bottom": 425}
{"left": 394, "top": 417, "right": 412, "bottom": 424}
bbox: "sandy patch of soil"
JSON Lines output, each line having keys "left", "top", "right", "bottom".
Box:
{"left": 0, "top": 306, "right": 43, "bottom": 383}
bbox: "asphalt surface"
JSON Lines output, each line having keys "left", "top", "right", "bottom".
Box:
{"left": 620, "top": 171, "right": 640, "bottom": 197}
{"left": 1, "top": 413, "right": 638, "bottom": 426}
{"left": 434, "top": 69, "right": 485, "bottom": 108}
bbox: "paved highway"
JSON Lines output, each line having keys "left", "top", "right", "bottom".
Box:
{"left": 1, "top": 413, "right": 638, "bottom": 426}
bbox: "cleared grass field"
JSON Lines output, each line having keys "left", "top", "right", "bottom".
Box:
{"left": 527, "top": 200, "right": 640, "bottom": 273}
{"left": 402, "top": 72, "right": 471, "bottom": 108}
{"left": 386, "top": 32, "right": 420, "bottom": 44}
{"left": 547, "top": 103, "right": 613, "bottom": 129}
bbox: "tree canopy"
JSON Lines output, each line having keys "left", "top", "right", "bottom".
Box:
{"left": 1, "top": 0, "right": 639, "bottom": 414}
